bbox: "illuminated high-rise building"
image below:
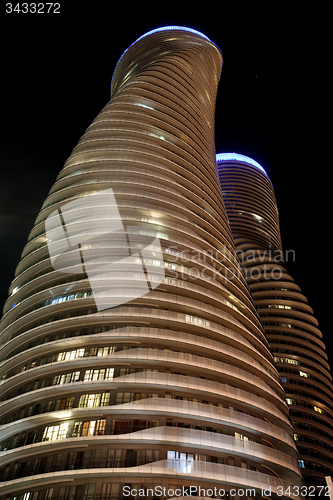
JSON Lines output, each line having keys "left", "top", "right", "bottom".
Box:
{"left": 0, "top": 29, "right": 301, "bottom": 500}
{"left": 217, "top": 152, "right": 333, "bottom": 490}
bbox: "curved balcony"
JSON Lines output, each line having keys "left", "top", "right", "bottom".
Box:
{"left": 0, "top": 460, "right": 302, "bottom": 500}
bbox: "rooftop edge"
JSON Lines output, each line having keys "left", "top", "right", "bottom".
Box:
{"left": 216, "top": 153, "right": 268, "bottom": 176}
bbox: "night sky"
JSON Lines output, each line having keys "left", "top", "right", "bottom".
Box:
{"left": 0, "top": 6, "right": 330, "bottom": 360}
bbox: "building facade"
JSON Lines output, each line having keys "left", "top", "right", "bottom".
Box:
{"left": 0, "top": 29, "right": 302, "bottom": 500}
{"left": 217, "top": 152, "right": 333, "bottom": 490}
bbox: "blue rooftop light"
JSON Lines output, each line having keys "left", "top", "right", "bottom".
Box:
{"left": 135, "top": 26, "right": 211, "bottom": 42}
{"left": 216, "top": 153, "right": 268, "bottom": 176}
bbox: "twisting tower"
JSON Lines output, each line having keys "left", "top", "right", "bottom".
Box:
{"left": 0, "top": 29, "right": 301, "bottom": 500}
{"left": 217, "top": 152, "right": 333, "bottom": 491}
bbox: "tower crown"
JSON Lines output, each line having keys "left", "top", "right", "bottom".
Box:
{"left": 216, "top": 152, "right": 268, "bottom": 176}
{"left": 111, "top": 25, "right": 222, "bottom": 98}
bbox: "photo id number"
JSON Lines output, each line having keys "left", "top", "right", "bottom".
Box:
{"left": 5, "top": 3, "right": 60, "bottom": 13}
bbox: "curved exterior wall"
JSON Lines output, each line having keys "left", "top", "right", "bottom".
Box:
{"left": 217, "top": 153, "right": 333, "bottom": 490}
{"left": 0, "top": 29, "right": 301, "bottom": 500}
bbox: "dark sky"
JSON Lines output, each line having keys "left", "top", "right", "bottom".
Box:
{"left": 0, "top": 6, "right": 330, "bottom": 359}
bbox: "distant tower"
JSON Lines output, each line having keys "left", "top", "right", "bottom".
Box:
{"left": 217, "top": 152, "right": 333, "bottom": 490}
{"left": 0, "top": 30, "right": 301, "bottom": 500}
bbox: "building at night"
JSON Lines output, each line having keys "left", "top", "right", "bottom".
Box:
{"left": 0, "top": 28, "right": 302, "bottom": 500}
{"left": 217, "top": 152, "right": 333, "bottom": 490}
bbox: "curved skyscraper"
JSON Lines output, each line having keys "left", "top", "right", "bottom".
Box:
{"left": 0, "top": 29, "right": 301, "bottom": 500}
{"left": 217, "top": 152, "right": 333, "bottom": 491}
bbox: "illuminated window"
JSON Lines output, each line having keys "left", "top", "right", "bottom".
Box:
{"left": 268, "top": 304, "right": 291, "bottom": 309}
{"left": 314, "top": 406, "right": 323, "bottom": 413}
{"left": 78, "top": 393, "right": 110, "bottom": 408}
{"left": 235, "top": 432, "right": 249, "bottom": 441}
{"left": 274, "top": 357, "right": 300, "bottom": 365}
{"left": 73, "top": 420, "right": 106, "bottom": 437}
{"left": 82, "top": 420, "right": 101, "bottom": 436}
{"left": 185, "top": 314, "right": 210, "bottom": 327}
{"left": 88, "top": 346, "right": 116, "bottom": 356}
{"left": 97, "top": 346, "right": 114, "bottom": 356}
{"left": 57, "top": 348, "right": 85, "bottom": 361}
{"left": 53, "top": 371, "right": 80, "bottom": 385}
{"left": 43, "top": 422, "right": 69, "bottom": 441}
{"left": 84, "top": 368, "right": 114, "bottom": 381}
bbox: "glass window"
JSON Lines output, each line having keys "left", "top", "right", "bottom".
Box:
{"left": 43, "top": 422, "right": 69, "bottom": 441}
{"left": 84, "top": 368, "right": 114, "bottom": 381}
{"left": 73, "top": 420, "right": 106, "bottom": 437}
{"left": 78, "top": 393, "right": 110, "bottom": 408}
{"left": 53, "top": 371, "right": 80, "bottom": 385}
{"left": 102, "top": 482, "right": 120, "bottom": 498}
{"left": 83, "top": 484, "right": 96, "bottom": 500}
{"left": 285, "top": 398, "right": 294, "bottom": 405}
